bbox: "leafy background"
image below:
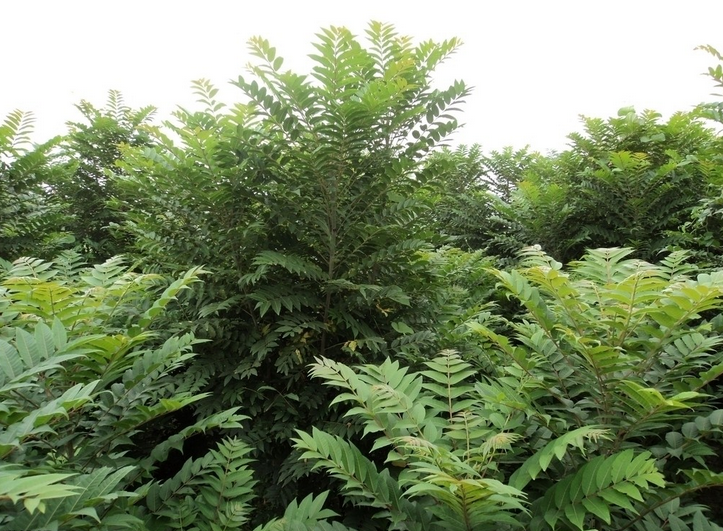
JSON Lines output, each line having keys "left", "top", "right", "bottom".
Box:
{"left": 1, "top": 20, "right": 723, "bottom": 531}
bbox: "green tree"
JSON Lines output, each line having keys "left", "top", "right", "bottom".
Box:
{"left": 56, "top": 91, "right": 156, "bottom": 261}
{"left": 668, "top": 45, "right": 723, "bottom": 269}
{"left": 0, "top": 111, "right": 72, "bottom": 260}
{"left": 422, "top": 144, "right": 543, "bottom": 260}
{"left": 477, "top": 247, "right": 723, "bottom": 530}
{"left": 495, "top": 109, "right": 719, "bottom": 264}
{"left": 113, "top": 21, "right": 470, "bottom": 516}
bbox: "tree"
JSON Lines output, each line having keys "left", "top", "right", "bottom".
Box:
{"left": 494, "top": 108, "right": 720, "bottom": 264}
{"left": 0, "top": 111, "right": 72, "bottom": 260}
{"left": 55, "top": 91, "right": 156, "bottom": 261}
{"left": 422, "top": 144, "right": 543, "bottom": 260}
{"left": 112, "top": 21, "right": 470, "bottom": 515}
{"left": 667, "top": 45, "right": 723, "bottom": 269}
{"left": 478, "top": 247, "right": 723, "bottom": 530}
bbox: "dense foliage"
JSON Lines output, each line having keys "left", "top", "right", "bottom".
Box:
{"left": 0, "top": 112, "right": 72, "bottom": 258}
{"left": 57, "top": 92, "right": 156, "bottom": 261}
{"left": 429, "top": 110, "right": 723, "bottom": 266}
{"left": 109, "top": 23, "right": 470, "bottom": 512}
{"left": 1, "top": 22, "right": 723, "bottom": 531}
{"left": 0, "top": 254, "right": 254, "bottom": 529}
{"left": 284, "top": 248, "right": 723, "bottom": 531}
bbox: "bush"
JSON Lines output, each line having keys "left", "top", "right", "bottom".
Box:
{"left": 0, "top": 253, "right": 255, "bottom": 530}
{"left": 275, "top": 248, "right": 723, "bottom": 530}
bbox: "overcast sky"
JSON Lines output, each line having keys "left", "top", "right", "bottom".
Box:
{"left": 2, "top": 0, "right": 722, "bottom": 153}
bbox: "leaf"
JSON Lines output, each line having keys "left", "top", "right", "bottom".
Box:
{"left": 510, "top": 426, "right": 611, "bottom": 490}
{"left": 0, "top": 339, "right": 22, "bottom": 384}
{"left": 0, "top": 466, "right": 79, "bottom": 516}
{"left": 539, "top": 451, "right": 663, "bottom": 530}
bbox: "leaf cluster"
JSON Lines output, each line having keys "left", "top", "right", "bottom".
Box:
{"left": 0, "top": 254, "right": 255, "bottom": 530}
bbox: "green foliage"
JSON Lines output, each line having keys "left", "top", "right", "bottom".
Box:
{"left": 145, "top": 437, "right": 256, "bottom": 530}
{"left": 56, "top": 91, "right": 157, "bottom": 260}
{"left": 669, "top": 46, "right": 723, "bottom": 269}
{"left": 0, "top": 466, "right": 80, "bottom": 514}
{"left": 5, "top": 19, "right": 723, "bottom": 531}
{"left": 0, "top": 111, "right": 73, "bottom": 259}
{"left": 255, "top": 491, "right": 355, "bottom": 531}
{"left": 474, "top": 247, "right": 723, "bottom": 530}
{"left": 536, "top": 450, "right": 666, "bottom": 530}
{"left": 0, "top": 254, "right": 255, "bottom": 530}
{"left": 288, "top": 352, "right": 528, "bottom": 531}
{"left": 422, "top": 145, "right": 541, "bottom": 257}
{"left": 492, "top": 109, "right": 720, "bottom": 263}
{"left": 693, "top": 45, "right": 723, "bottom": 124}
{"left": 279, "top": 247, "right": 723, "bottom": 530}
{"left": 112, "top": 21, "right": 470, "bottom": 515}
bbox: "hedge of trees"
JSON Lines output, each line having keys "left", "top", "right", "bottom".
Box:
{"left": 2, "top": 21, "right": 723, "bottom": 531}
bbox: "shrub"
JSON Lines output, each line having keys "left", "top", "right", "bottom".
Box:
{"left": 0, "top": 253, "right": 255, "bottom": 530}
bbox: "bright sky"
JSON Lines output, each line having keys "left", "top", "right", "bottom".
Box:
{"left": 2, "top": 0, "right": 722, "bottom": 153}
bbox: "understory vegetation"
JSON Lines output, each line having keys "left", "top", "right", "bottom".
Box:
{"left": 2, "top": 21, "right": 723, "bottom": 531}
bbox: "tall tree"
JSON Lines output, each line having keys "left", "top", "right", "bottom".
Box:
{"left": 113, "top": 21, "right": 470, "bottom": 515}
{"left": 667, "top": 45, "right": 723, "bottom": 268}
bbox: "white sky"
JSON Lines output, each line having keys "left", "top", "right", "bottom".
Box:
{"left": 2, "top": 0, "right": 722, "bottom": 153}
